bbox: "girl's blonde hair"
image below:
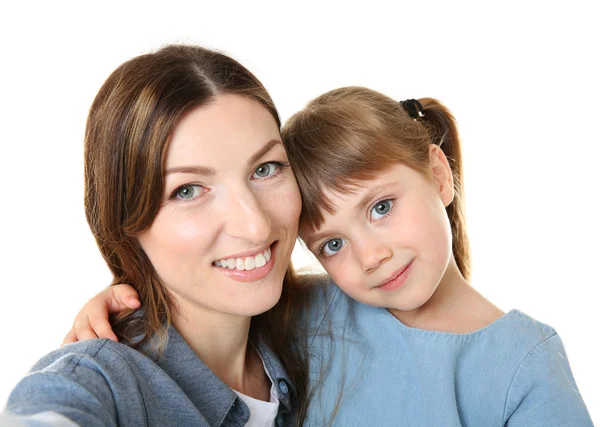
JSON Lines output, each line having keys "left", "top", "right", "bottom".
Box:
{"left": 282, "top": 86, "right": 471, "bottom": 280}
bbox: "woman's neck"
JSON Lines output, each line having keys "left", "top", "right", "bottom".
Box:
{"left": 172, "top": 302, "right": 269, "bottom": 400}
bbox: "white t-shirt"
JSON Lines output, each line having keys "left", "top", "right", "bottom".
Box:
{"left": 233, "top": 355, "right": 280, "bottom": 427}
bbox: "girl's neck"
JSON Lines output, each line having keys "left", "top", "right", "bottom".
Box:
{"left": 172, "top": 301, "right": 270, "bottom": 400}
{"left": 389, "top": 257, "right": 504, "bottom": 333}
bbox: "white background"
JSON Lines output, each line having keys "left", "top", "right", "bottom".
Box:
{"left": 0, "top": 0, "right": 598, "bottom": 420}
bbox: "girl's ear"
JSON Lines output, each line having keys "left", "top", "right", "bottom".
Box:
{"left": 428, "top": 144, "right": 454, "bottom": 207}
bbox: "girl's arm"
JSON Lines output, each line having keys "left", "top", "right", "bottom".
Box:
{"left": 62, "top": 285, "right": 140, "bottom": 344}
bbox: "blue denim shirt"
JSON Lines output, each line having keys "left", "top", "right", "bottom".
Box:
{"left": 5, "top": 327, "right": 296, "bottom": 427}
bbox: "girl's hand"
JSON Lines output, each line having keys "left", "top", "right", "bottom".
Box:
{"left": 62, "top": 284, "right": 140, "bottom": 344}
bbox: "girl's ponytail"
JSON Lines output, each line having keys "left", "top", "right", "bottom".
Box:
{"left": 419, "top": 98, "right": 471, "bottom": 280}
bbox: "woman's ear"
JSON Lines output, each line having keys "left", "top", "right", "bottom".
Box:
{"left": 428, "top": 144, "right": 454, "bottom": 207}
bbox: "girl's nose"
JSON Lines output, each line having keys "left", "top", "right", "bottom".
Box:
{"left": 355, "top": 239, "right": 392, "bottom": 274}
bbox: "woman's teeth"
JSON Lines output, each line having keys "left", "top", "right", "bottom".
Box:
{"left": 214, "top": 247, "right": 272, "bottom": 271}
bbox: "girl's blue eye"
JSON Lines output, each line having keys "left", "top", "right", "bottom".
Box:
{"left": 252, "top": 162, "right": 278, "bottom": 179}
{"left": 174, "top": 184, "right": 204, "bottom": 200}
{"left": 371, "top": 199, "right": 393, "bottom": 220}
{"left": 321, "top": 238, "right": 346, "bottom": 257}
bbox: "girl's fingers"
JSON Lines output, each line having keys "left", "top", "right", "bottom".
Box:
{"left": 88, "top": 314, "right": 119, "bottom": 341}
{"left": 61, "top": 328, "right": 78, "bottom": 346}
{"left": 108, "top": 284, "right": 140, "bottom": 312}
{"left": 73, "top": 314, "right": 100, "bottom": 341}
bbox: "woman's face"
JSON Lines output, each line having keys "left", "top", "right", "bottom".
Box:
{"left": 137, "top": 95, "right": 301, "bottom": 321}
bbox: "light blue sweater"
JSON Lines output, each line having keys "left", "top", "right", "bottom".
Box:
{"left": 303, "top": 283, "right": 593, "bottom": 426}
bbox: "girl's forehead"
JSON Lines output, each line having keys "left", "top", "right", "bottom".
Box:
{"left": 299, "top": 163, "right": 428, "bottom": 232}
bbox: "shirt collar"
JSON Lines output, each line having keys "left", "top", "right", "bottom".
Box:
{"left": 254, "top": 339, "right": 296, "bottom": 414}
{"left": 146, "top": 326, "right": 295, "bottom": 424}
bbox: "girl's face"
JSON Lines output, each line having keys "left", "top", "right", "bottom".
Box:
{"left": 300, "top": 146, "right": 455, "bottom": 313}
{"left": 137, "top": 95, "right": 301, "bottom": 321}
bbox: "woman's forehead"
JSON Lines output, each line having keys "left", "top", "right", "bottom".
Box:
{"left": 165, "top": 95, "right": 282, "bottom": 170}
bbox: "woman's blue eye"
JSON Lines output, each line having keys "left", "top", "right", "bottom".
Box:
{"left": 321, "top": 238, "right": 346, "bottom": 257}
{"left": 174, "top": 185, "right": 203, "bottom": 200}
{"left": 252, "top": 162, "right": 278, "bottom": 179}
{"left": 371, "top": 199, "right": 393, "bottom": 220}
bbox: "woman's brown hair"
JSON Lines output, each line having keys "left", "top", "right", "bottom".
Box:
{"left": 282, "top": 86, "right": 471, "bottom": 280}
{"left": 84, "top": 44, "right": 308, "bottom": 422}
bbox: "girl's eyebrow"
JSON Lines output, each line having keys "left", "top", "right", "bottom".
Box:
{"left": 303, "top": 182, "right": 398, "bottom": 249}
{"left": 303, "top": 232, "right": 327, "bottom": 250}
{"left": 355, "top": 182, "right": 397, "bottom": 212}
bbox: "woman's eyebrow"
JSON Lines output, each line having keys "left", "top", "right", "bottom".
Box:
{"left": 164, "top": 140, "right": 282, "bottom": 176}
{"left": 248, "top": 139, "right": 283, "bottom": 165}
{"left": 165, "top": 165, "right": 216, "bottom": 176}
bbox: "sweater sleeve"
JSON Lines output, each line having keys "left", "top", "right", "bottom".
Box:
{"left": 5, "top": 350, "right": 120, "bottom": 427}
{"left": 503, "top": 333, "right": 593, "bottom": 426}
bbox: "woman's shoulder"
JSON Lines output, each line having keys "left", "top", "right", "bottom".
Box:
{"left": 29, "top": 338, "right": 148, "bottom": 374}
{"left": 6, "top": 339, "right": 145, "bottom": 424}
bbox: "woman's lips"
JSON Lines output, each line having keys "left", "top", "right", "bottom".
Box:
{"left": 215, "top": 242, "right": 277, "bottom": 283}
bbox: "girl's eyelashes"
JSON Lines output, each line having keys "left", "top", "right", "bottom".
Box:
{"left": 319, "top": 237, "right": 346, "bottom": 257}
{"left": 316, "top": 199, "right": 395, "bottom": 257}
{"left": 251, "top": 161, "right": 290, "bottom": 180}
{"left": 370, "top": 198, "right": 394, "bottom": 221}
{"left": 169, "top": 184, "right": 206, "bottom": 202}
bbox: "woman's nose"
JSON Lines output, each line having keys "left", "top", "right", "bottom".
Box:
{"left": 223, "top": 188, "right": 272, "bottom": 244}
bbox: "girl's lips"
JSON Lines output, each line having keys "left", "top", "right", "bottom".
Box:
{"left": 375, "top": 261, "right": 413, "bottom": 291}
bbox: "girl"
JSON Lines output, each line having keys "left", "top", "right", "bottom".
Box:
{"left": 283, "top": 88, "right": 593, "bottom": 425}
{"left": 63, "top": 88, "right": 593, "bottom": 426}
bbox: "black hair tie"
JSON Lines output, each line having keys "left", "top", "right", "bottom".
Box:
{"left": 400, "top": 99, "right": 425, "bottom": 119}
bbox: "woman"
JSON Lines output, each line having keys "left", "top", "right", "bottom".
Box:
{"left": 4, "top": 44, "right": 312, "bottom": 427}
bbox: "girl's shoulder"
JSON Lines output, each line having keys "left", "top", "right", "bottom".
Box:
{"left": 495, "top": 309, "right": 557, "bottom": 343}
{"left": 298, "top": 277, "right": 351, "bottom": 331}
{"left": 393, "top": 308, "right": 560, "bottom": 356}
{"left": 457, "top": 308, "right": 559, "bottom": 358}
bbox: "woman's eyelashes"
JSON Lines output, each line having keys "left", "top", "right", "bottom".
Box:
{"left": 251, "top": 161, "right": 290, "bottom": 180}
{"left": 170, "top": 184, "right": 206, "bottom": 202}
{"left": 167, "top": 161, "right": 290, "bottom": 203}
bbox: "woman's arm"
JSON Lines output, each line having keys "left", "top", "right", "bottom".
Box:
{"left": 62, "top": 285, "right": 140, "bottom": 344}
{"left": 5, "top": 342, "right": 124, "bottom": 427}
